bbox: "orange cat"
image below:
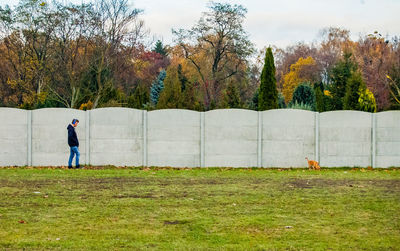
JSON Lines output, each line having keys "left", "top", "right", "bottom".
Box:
{"left": 305, "top": 157, "right": 320, "bottom": 170}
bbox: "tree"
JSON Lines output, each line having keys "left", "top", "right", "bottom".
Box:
{"left": 278, "top": 92, "right": 286, "bottom": 108}
{"left": 182, "top": 82, "right": 201, "bottom": 110}
{"left": 223, "top": 81, "right": 241, "bottom": 108}
{"left": 314, "top": 82, "right": 325, "bottom": 112}
{"left": 89, "top": 0, "right": 145, "bottom": 108}
{"left": 274, "top": 43, "right": 319, "bottom": 90}
{"left": 150, "top": 70, "right": 166, "bottom": 106}
{"left": 1, "top": 0, "right": 58, "bottom": 107}
{"left": 353, "top": 32, "right": 395, "bottom": 110}
{"left": 329, "top": 52, "right": 358, "bottom": 110}
{"left": 343, "top": 71, "right": 364, "bottom": 110}
{"left": 153, "top": 40, "right": 168, "bottom": 56}
{"left": 287, "top": 101, "right": 313, "bottom": 111}
{"left": 173, "top": 2, "right": 254, "bottom": 109}
{"left": 317, "top": 27, "right": 352, "bottom": 83}
{"left": 128, "top": 83, "right": 149, "bottom": 109}
{"left": 47, "top": 3, "right": 98, "bottom": 108}
{"left": 157, "top": 67, "right": 183, "bottom": 109}
{"left": 258, "top": 47, "right": 278, "bottom": 110}
{"left": 290, "top": 82, "right": 315, "bottom": 110}
{"left": 282, "top": 56, "right": 316, "bottom": 103}
{"left": 387, "top": 73, "right": 400, "bottom": 109}
{"left": 177, "top": 64, "right": 188, "bottom": 91}
{"left": 358, "top": 87, "right": 377, "bottom": 112}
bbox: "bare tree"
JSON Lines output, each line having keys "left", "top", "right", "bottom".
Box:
{"left": 88, "top": 0, "right": 146, "bottom": 108}
{"left": 173, "top": 2, "right": 254, "bottom": 108}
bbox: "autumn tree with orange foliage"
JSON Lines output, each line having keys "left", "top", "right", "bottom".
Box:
{"left": 282, "top": 56, "right": 317, "bottom": 103}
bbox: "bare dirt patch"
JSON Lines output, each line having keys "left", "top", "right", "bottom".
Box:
{"left": 285, "top": 178, "right": 400, "bottom": 191}
{"left": 163, "top": 220, "right": 189, "bottom": 225}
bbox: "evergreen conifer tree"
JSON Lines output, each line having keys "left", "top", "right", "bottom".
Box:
{"left": 290, "top": 82, "right": 316, "bottom": 110}
{"left": 250, "top": 89, "right": 259, "bottom": 110}
{"left": 150, "top": 70, "right": 167, "bottom": 106}
{"left": 329, "top": 52, "right": 357, "bottom": 110}
{"left": 177, "top": 64, "right": 188, "bottom": 91}
{"left": 343, "top": 71, "right": 364, "bottom": 110}
{"left": 224, "top": 82, "right": 241, "bottom": 108}
{"left": 278, "top": 92, "right": 286, "bottom": 108}
{"left": 153, "top": 40, "right": 168, "bottom": 56}
{"left": 258, "top": 47, "right": 278, "bottom": 110}
{"left": 128, "top": 84, "right": 149, "bottom": 109}
{"left": 157, "top": 67, "right": 185, "bottom": 109}
{"left": 314, "top": 82, "right": 325, "bottom": 112}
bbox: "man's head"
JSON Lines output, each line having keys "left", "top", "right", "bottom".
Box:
{"left": 72, "top": 119, "right": 79, "bottom": 127}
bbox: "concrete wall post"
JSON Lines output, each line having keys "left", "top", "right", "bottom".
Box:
{"left": 85, "top": 110, "right": 90, "bottom": 165}
{"left": 315, "top": 112, "right": 320, "bottom": 163}
{"left": 257, "top": 112, "right": 262, "bottom": 168}
{"left": 143, "top": 110, "right": 148, "bottom": 167}
{"left": 371, "top": 113, "right": 376, "bottom": 168}
{"left": 27, "top": 110, "right": 32, "bottom": 166}
{"left": 200, "top": 112, "right": 205, "bottom": 168}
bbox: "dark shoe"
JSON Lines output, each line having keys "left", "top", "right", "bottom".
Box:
{"left": 68, "top": 166, "right": 73, "bottom": 169}
{"left": 76, "top": 165, "right": 84, "bottom": 169}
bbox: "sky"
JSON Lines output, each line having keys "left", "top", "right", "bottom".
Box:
{"left": 1, "top": 0, "right": 400, "bottom": 50}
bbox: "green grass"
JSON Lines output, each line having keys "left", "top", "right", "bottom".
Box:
{"left": 0, "top": 167, "right": 399, "bottom": 250}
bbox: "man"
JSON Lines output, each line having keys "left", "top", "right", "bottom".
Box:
{"left": 67, "top": 119, "right": 81, "bottom": 169}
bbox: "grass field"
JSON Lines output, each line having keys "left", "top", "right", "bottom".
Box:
{"left": 0, "top": 167, "right": 399, "bottom": 250}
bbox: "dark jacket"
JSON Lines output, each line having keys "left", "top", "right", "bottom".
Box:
{"left": 67, "top": 124, "right": 79, "bottom": 147}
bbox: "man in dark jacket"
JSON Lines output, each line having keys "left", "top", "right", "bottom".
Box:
{"left": 67, "top": 119, "right": 81, "bottom": 169}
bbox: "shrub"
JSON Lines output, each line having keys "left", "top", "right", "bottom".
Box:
{"left": 287, "top": 101, "right": 313, "bottom": 111}
{"left": 290, "top": 82, "right": 315, "bottom": 110}
{"left": 358, "top": 88, "right": 377, "bottom": 113}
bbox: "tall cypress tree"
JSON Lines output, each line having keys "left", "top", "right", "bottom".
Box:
{"left": 314, "top": 82, "right": 325, "bottom": 112}
{"left": 258, "top": 47, "right": 278, "bottom": 110}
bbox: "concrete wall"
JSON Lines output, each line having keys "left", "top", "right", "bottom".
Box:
{"left": 376, "top": 111, "right": 400, "bottom": 168}
{"left": 1, "top": 108, "right": 400, "bottom": 168}
{"left": 90, "top": 108, "right": 143, "bottom": 166}
{"left": 205, "top": 109, "right": 258, "bottom": 167}
{"left": 0, "top": 108, "right": 28, "bottom": 166}
{"left": 148, "top": 109, "right": 200, "bottom": 167}
{"left": 262, "top": 109, "right": 315, "bottom": 167}
{"left": 32, "top": 108, "right": 86, "bottom": 166}
{"left": 320, "top": 111, "right": 372, "bottom": 167}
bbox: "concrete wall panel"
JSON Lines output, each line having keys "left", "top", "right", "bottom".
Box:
{"left": 320, "top": 111, "right": 372, "bottom": 167}
{"left": 90, "top": 108, "right": 143, "bottom": 166}
{"left": 376, "top": 111, "right": 400, "bottom": 167}
{"left": 148, "top": 109, "right": 200, "bottom": 167}
{"left": 32, "top": 108, "right": 86, "bottom": 166}
{"left": 1, "top": 108, "right": 399, "bottom": 168}
{"left": 0, "top": 108, "right": 28, "bottom": 166}
{"left": 205, "top": 109, "right": 258, "bottom": 167}
{"left": 262, "top": 109, "right": 315, "bottom": 167}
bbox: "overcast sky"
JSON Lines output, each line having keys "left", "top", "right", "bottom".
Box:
{"left": 1, "top": 0, "right": 399, "bottom": 49}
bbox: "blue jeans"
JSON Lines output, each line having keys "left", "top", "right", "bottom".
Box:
{"left": 68, "top": 146, "right": 80, "bottom": 167}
